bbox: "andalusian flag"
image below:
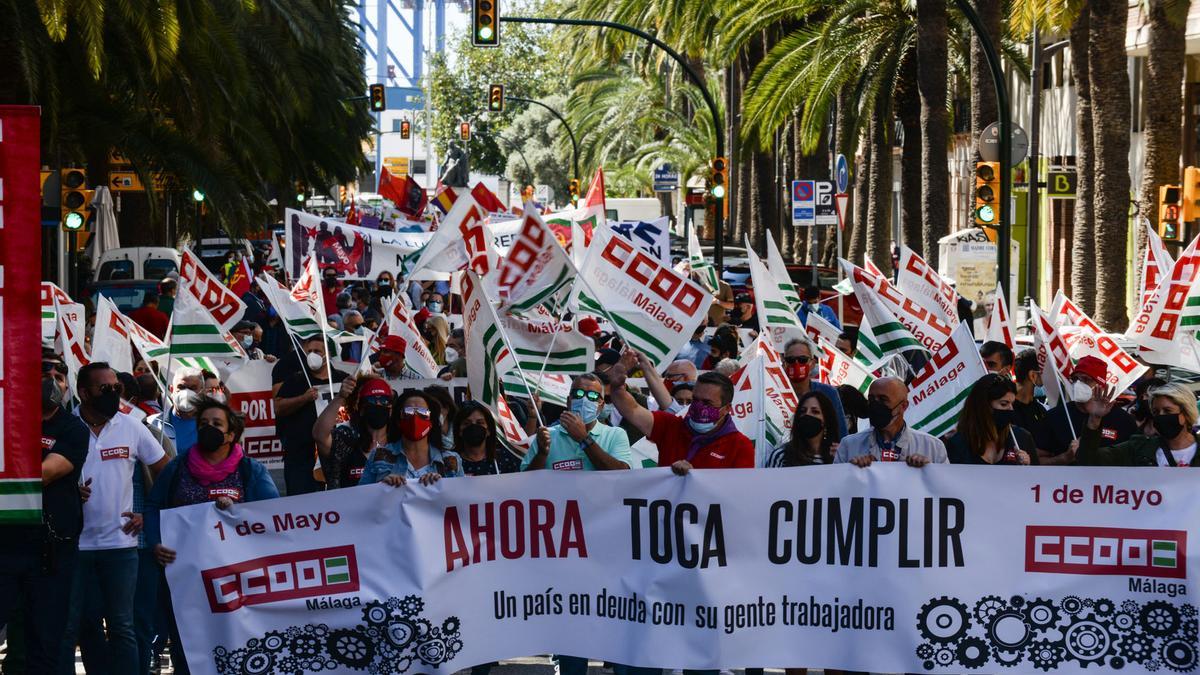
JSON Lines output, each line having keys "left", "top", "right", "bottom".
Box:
{"left": 907, "top": 322, "right": 986, "bottom": 437}
{"left": 495, "top": 206, "right": 576, "bottom": 315}
{"left": 462, "top": 271, "right": 517, "bottom": 406}
{"left": 766, "top": 230, "right": 803, "bottom": 312}
{"left": 258, "top": 274, "right": 322, "bottom": 340}
{"left": 748, "top": 242, "right": 806, "bottom": 354}
{"left": 502, "top": 372, "right": 572, "bottom": 408}
{"left": 843, "top": 259, "right": 926, "bottom": 367}
{"left": 168, "top": 287, "right": 248, "bottom": 363}
{"left": 499, "top": 308, "right": 594, "bottom": 376}
{"left": 687, "top": 225, "right": 719, "bottom": 293}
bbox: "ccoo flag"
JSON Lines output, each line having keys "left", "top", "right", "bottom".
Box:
{"left": 907, "top": 322, "right": 987, "bottom": 437}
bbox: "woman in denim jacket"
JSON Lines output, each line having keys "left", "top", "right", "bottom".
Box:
{"left": 360, "top": 388, "right": 463, "bottom": 486}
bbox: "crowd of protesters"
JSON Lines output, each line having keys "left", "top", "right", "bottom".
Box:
{"left": 3, "top": 249, "right": 1196, "bottom": 675}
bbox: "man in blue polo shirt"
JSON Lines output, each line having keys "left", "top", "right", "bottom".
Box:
{"left": 522, "top": 373, "right": 631, "bottom": 472}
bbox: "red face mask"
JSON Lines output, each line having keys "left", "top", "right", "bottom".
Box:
{"left": 786, "top": 361, "right": 811, "bottom": 381}
{"left": 399, "top": 414, "right": 432, "bottom": 441}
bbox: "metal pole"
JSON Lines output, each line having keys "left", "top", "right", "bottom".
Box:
{"left": 499, "top": 15, "right": 726, "bottom": 268}
{"left": 953, "top": 0, "right": 1011, "bottom": 298}
{"left": 505, "top": 96, "right": 579, "bottom": 182}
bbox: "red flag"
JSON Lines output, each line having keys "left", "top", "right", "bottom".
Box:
{"left": 379, "top": 168, "right": 429, "bottom": 218}
{"left": 228, "top": 258, "right": 253, "bottom": 297}
{"left": 346, "top": 202, "right": 361, "bottom": 225}
{"left": 470, "top": 182, "right": 506, "bottom": 213}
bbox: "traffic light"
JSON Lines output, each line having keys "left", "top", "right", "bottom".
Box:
{"left": 60, "top": 168, "right": 92, "bottom": 232}
{"left": 1160, "top": 184, "right": 1183, "bottom": 242}
{"left": 569, "top": 179, "right": 580, "bottom": 202}
{"left": 488, "top": 84, "right": 505, "bottom": 112}
{"left": 1183, "top": 166, "right": 1200, "bottom": 222}
{"left": 460, "top": 121, "right": 471, "bottom": 141}
{"left": 400, "top": 119, "right": 412, "bottom": 140}
{"left": 974, "top": 161, "right": 1001, "bottom": 227}
{"left": 472, "top": 0, "right": 500, "bottom": 47}
{"left": 710, "top": 157, "right": 727, "bottom": 199}
{"left": 369, "top": 84, "right": 386, "bottom": 112}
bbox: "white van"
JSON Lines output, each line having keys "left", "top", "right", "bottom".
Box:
{"left": 605, "top": 198, "right": 663, "bottom": 223}
{"left": 93, "top": 247, "right": 180, "bottom": 282}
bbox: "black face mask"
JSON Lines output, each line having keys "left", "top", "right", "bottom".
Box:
{"left": 867, "top": 399, "right": 896, "bottom": 431}
{"left": 992, "top": 409, "right": 1017, "bottom": 431}
{"left": 42, "top": 378, "right": 64, "bottom": 413}
{"left": 362, "top": 404, "right": 391, "bottom": 430}
{"left": 794, "top": 414, "right": 823, "bottom": 440}
{"left": 461, "top": 424, "right": 488, "bottom": 447}
{"left": 197, "top": 425, "right": 227, "bottom": 453}
{"left": 91, "top": 389, "right": 121, "bottom": 420}
{"left": 1153, "top": 413, "right": 1185, "bottom": 440}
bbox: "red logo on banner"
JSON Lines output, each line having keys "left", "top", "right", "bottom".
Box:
{"left": 1025, "top": 526, "right": 1186, "bottom": 579}
{"left": 201, "top": 545, "right": 359, "bottom": 613}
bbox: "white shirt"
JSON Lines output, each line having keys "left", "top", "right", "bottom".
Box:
{"left": 1156, "top": 443, "right": 1197, "bottom": 467}
{"left": 77, "top": 412, "right": 167, "bottom": 551}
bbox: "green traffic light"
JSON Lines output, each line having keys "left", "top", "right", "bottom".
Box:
{"left": 297, "top": 193, "right": 306, "bottom": 203}
{"left": 193, "top": 189, "right": 205, "bottom": 202}
{"left": 478, "top": 26, "right": 494, "bottom": 41}
{"left": 712, "top": 185, "right": 726, "bottom": 199}
{"left": 63, "top": 212, "right": 84, "bottom": 230}
{"left": 976, "top": 205, "right": 995, "bottom": 223}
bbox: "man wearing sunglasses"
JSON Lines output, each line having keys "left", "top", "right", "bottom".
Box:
{"left": 63, "top": 362, "right": 169, "bottom": 673}
{"left": 523, "top": 374, "right": 631, "bottom": 472}
{"left": 782, "top": 338, "right": 848, "bottom": 440}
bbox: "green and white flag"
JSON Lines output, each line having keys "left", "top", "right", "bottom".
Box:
{"left": 571, "top": 225, "right": 713, "bottom": 370}
{"left": 842, "top": 260, "right": 926, "bottom": 367}
{"left": 730, "top": 334, "right": 797, "bottom": 466}
{"left": 494, "top": 206, "right": 576, "bottom": 316}
{"left": 462, "top": 271, "right": 517, "bottom": 407}
{"left": 842, "top": 258, "right": 952, "bottom": 352}
{"left": 257, "top": 274, "right": 323, "bottom": 340}
{"left": 766, "top": 230, "right": 803, "bottom": 312}
{"left": 748, "top": 241, "right": 806, "bottom": 354}
{"left": 804, "top": 311, "right": 840, "bottom": 358}
{"left": 687, "top": 225, "right": 719, "bottom": 293}
{"left": 502, "top": 372, "right": 572, "bottom": 408}
{"left": 168, "top": 286, "right": 248, "bottom": 364}
{"left": 499, "top": 308, "right": 595, "bottom": 376}
{"left": 907, "top": 322, "right": 986, "bottom": 438}
{"left": 817, "top": 338, "right": 875, "bottom": 394}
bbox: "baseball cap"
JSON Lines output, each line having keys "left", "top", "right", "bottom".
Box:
{"left": 357, "top": 378, "right": 392, "bottom": 400}
{"left": 1071, "top": 355, "right": 1107, "bottom": 383}
{"left": 734, "top": 292, "right": 753, "bottom": 304}
{"left": 596, "top": 349, "right": 622, "bottom": 367}
{"left": 381, "top": 335, "right": 407, "bottom": 354}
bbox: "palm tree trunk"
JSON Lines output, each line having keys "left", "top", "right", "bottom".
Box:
{"left": 826, "top": 89, "right": 856, "bottom": 266}
{"left": 780, "top": 119, "right": 796, "bottom": 262}
{"left": 1136, "top": 0, "right": 1186, "bottom": 295}
{"left": 866, "top": 101, "right": 894, "bottom": 272}
{"left": 916, "top": 0, "right": 950, "bottom": 261}
{"left": 1069, "top": 8, "right": 1096, "bottom": 314}
{"left": 733, "top": 48, "right": 752, "bottom": 244}
{"left": 849, "top": 139, "right": 870, "bottom": 266}
{"left": 1088, "top": 0, "right": 1132, "bottom": 330}
{"left": 969, "top": 0, "right": 1002, "bottom": 138}
{"left": 898, "top": 55, "right": 922, "bottom": 253}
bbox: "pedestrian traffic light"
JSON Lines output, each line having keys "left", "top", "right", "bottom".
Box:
{"left": 1160, "top": 184, "right": 1183, "bottom": 242}
{"left": 60, "top": 168, "right": 92, "bottom": 232}
{"left": 400, "top": 119, "right": 411, "bottom": 140}
{"left": 369, "top": 84, "right": 386, "bottom": 112}
{"left": 710, "top": 157, "right": 727, "bottom": 199}
{"left": 1183, "top": 166, "right": 1200, "bottom": 223}
{"left": 472, "top": 0, "right": 500, "bottom": 47}
{"left": 460, "top": 122, "right": 471, "bottom": 141}
{"left": 974, "top": 161, "right": 1001, "bottom": 226}
{"left": 488, "top": 84, "right": 505, "bottom": 112}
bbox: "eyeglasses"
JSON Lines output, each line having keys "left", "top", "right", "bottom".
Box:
{"left": 42, "top": 361, "right": 68, "bottom": 374}
{"left": 570, "top": 389, "right": 602, "bottom": 402}
{"left": 783, "top": 355, "right": 812, "bottom": 365}
{"left": 93, "top": 384, "right": 121, "bottom": 395}
{"left": 402, "top": 406, "right": 430, "bottom": 418}
{"left": 361, "top": 396, "right": 391, "bottom": 407}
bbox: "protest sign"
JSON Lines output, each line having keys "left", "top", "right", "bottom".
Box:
{"left": 180, "top": 249, "right": 247, "bottom": 332}
{"left": 225, "top": 360, "right": 282, "bottom": 470}
{"left": 572, "top": 226, "right": 712, "bottom": 370}
{"left": 164, "top": 466, "right": 1200, "bottom": 675}
{"left": 286, "top": 209, "right": 433, "bottom": 281}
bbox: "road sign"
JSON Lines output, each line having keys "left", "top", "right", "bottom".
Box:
{"left": 835, "top": 154, "right": 849, "bottom": 193}
{"left": 1046, "top": 170, "right": 1077, "bottom": 198}
{"left": 834, "top": 193, "right": 850, "bottom": 231}
{"left": 792, "top": 180, "right": 815, "bottom": 227}
{"left": 109, "top": 171, "right": 143, "bottom": 192}
{"left": 653, "top": 164, "right": 679, "bottom": 193}
{"left": 977, "top": 122, "right": 1029, "bottom": 166}
{"left": 534, "top": 184, "right": 551, "bottom": 202}
{"left": 814, "top": 181, "right": 837, "bottom": 226}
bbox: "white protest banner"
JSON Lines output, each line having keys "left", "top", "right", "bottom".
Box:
{"left": 406, "top": 185, "right": 523, "bottom": 280}
{"left": 609, "top": 217, "right": 671, "bottom": 266}
{"left": 1050, "top": 290, "right": 1103, "bottom": 334}
{"left": 494, "top": 207, "right": 575, "bottom": 315}
{"left": 572, "top": 226, "right": 712, "bottom": 370}
{"left": 1129, "top": 237, "right": 1200, "bottom": 354}
{"left": 224, "top": 360, "right": 282, "bottom": 470}
{"left": 40, "top": 282, "right": 76, "bottom": 345}
{"left": 179, "top": 249, "right": 247, "bottom": 332}
{"left": 748, "top": 244, "right": 806, "bottom": 354}
{"left": 1068, "top": 331, "right": 1148, "bottom": 399}
{"left": 731, "top": 335, "right": 797, "bottom": 464}
{"left": 817, "top": 337, "right": 876, "bottom": 394}
{"left": 842, "top": 259, "right": 950, "bottom": 352}
{"left": 897, "top": 245, "right": 959, "bottom": 327}
{"left": 286, "top": 209, "right": 433, "bottom": 281}
{"left": 164, "top": 466, "right": 1200, "bottom": 675}
{"left": 984, "top": 281, "right": 1014, "bottom": 349}
{"left": 91, "top": 295, "right": 133, "bottom": 374}
{"left": 907, "top": 322, "right": 987, "bottom": 437}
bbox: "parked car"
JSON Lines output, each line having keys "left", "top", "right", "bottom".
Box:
{"left": 92, "top": 247, "right": 179, "bottom": 283}
{"left": 89, "top": 279, "right": 162, "bottom": 313}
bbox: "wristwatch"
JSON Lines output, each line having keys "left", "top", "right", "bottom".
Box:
{"left": 578, "top": 437, "right": 593, "bottom": 451}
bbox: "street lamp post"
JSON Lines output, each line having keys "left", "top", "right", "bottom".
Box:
{"left": 505, "top": 95, "right": 580, "bottom": 184}
{"left": 498, "top": 16, "right": 727, "bottom": 268}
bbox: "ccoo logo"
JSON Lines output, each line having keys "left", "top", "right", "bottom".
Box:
{"left": 201, "top": 545, "right": 359, "bottom": 613}
{"left": 1025, "top": 526, "right": 1186, "bottom": 579}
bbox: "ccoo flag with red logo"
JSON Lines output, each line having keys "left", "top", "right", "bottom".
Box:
{"left": 907, "top": 322, "right": 988, "bottom": 437}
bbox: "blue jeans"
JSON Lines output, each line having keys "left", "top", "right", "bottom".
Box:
{"left": 61, "top": 547, "right": 139, "bottom": 675}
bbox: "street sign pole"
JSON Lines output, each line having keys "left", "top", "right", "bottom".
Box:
{"left": 834, "top": 192, "right": 849, "bottom": 322}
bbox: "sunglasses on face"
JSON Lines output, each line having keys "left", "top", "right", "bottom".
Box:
{"left": 570, "top": 389, "right": 602, "bottom": 402}
{"left": 783, "top": 355, "right": 812, "bottom": 365}
{"left": 42, "top": 361, "right": 68, "bottom": 374}
{"left": 92, "top": 384, "right": 121, "bottom": 395}
{"left": 401, "top": 406, "right": 430, "bottom": 418}
{"left": 361, "top": 396, "right": 391, "bottom": 407}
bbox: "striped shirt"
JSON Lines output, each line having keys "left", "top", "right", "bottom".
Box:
{"left": 833, "top": 425, "right": 948, "bottom": 464}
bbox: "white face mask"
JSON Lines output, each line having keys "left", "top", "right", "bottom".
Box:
{"left": 172, "top": 389, "right": 202, "bottom": 414}
{"left": 240, "top": 334, "right": 254, "bottom": 348}
{"left": 306, "top": 351, "right": 325, "bottom": 371}
{"left": 209, "top": 391, "right": 227, "bottom": 404}
{"left": 1070, "top": 380, "right": 1094, "bottom": 403}
{"left": 444, "top": 347, "right": 459, "bottom": 362}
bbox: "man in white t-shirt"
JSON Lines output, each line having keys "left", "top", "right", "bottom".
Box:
{"left": 61, "top": 362, "right": 169, "bottom": 673}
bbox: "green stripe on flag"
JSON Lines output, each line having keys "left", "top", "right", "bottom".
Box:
{"left": 509, "top": 267, "right": 573, "bottom": 312}
{"left": 170, "top": 344, "right": 237, "bottom": 356}
{"left": 763, "top": 300, "right": 795, "bottom": 312}
{"left": 578, "top": 291, "right": 671, "bottom": 360}
{"left": 172, "top": 325, "right": 223, "bottom": 336}
{"left": 917, "top": 387, "right": 974, "bottom": 437}
{"left": 0, "top": 480, "right": 42, "bottom": 495}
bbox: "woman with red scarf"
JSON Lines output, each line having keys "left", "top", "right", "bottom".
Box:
{"left": 144, "top": 399, "right": 278, "bottom": 674}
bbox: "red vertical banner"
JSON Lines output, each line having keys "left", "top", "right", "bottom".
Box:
{"left": 0, "top": 106, "right": 43, "bottom": 523}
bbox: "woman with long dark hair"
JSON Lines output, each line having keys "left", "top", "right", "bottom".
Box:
{"left": 767, "top": 390, "right": 839, "bottom": 467}
{"left": 946, "top": 373, "right": 1035, "bottom": 465}
{"left": 360, "top": 388, "right": 463, "bottom": 485}
{"left": 453, "top": 401, "right": 522, "bottom": 476}
{"left": 313, "top": 376, "right": 397, "bottom": 489}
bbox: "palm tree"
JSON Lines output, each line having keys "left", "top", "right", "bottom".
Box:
{"left": 1068, "top": 5, "right": 1097, "bottom": 314}
{"left": 916, "top": 0, "right": 950, "bottom": 262}
{"left": 1088, "top": 0, "right": 1132, "bottom": 329}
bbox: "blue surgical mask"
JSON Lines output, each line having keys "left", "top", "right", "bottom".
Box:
{"left": 1034, "top": 385, "right": 1046, "bottom": 399}
{"left": 687, "top": 418, "right": 718, "bottom": 434}
{"left": 570, "top": 398, "right": 600, "bottom": 424}
{"left": 427, "top": 301, "right": 443, "bottom": 313}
